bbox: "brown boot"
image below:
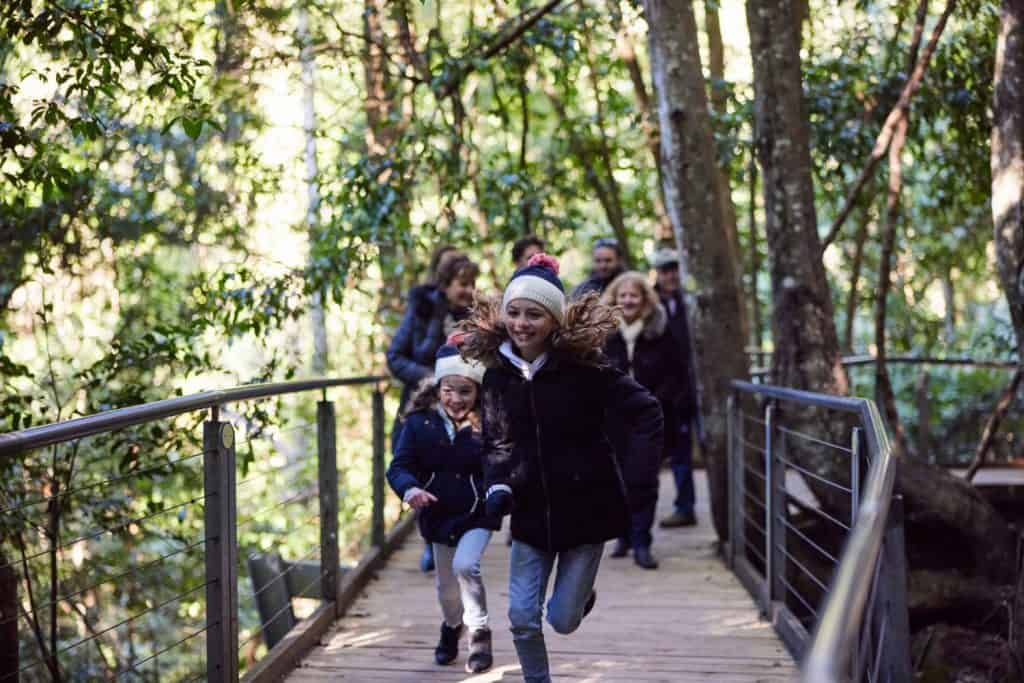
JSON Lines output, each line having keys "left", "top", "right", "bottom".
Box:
{"left": 466, "top": 627, "right": 492, "bottom": 673}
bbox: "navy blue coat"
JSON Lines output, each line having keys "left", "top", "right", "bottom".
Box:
{"left": 481, "top": 352, "right": 663, "bottom": 552}
{"left": 387, "top": 409, "right": 500, "bottom": 546}
{"left": 386, "top": 286, "right": 468, "bottom": 449}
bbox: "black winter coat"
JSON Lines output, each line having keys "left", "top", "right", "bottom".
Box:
{"left": 387, "top": 409, "right": 500, "bottom": 546}
{"left": 570, "top": 268, "right": 624, "bottom": 299}
{"left": 654, "top": 285, "right": 699, "bottom": 422}
{"left": 481, "top": 352, "right": 663, "bottom": 552}
{"left": 604, "top": 305, "right": 689, "bottom": 500}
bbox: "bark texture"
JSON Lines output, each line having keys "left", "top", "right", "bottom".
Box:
{"left": 745, "top": 0, "right": 846, "bottom": 396}
{"left": 298, "top": 4, "right": 328, "bottom": 375}
{"left": 643, "top": 0, "right": 750, "bottom": 542}
{"left": 992, "top": 0, "right": 1024, "bottom": 363}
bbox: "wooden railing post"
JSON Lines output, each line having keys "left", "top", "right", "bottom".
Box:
{"left": 371, "top": 388, "right": 386, "bottom": 547}
{"left": 204, "top": 417, "right": 239, "bottom": 682}
{"left": 318, "top": 400, "right": 339, "bottom": 606}
{"left": 0, "top": 552, "right": 17, "bottom": 682}
{"left": 763, "top": 402, "right": 776, "bottom": 614}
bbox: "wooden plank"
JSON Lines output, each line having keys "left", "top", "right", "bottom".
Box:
{"left": 243, "top": 602, "right": 335, "bottom": 683}
{"left": 285, "top": 472, "right": 798, "bottom": 682}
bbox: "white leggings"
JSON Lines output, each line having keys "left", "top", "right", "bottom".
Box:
{"left": 433, "top": 528, "right": 493, "bottom": 631}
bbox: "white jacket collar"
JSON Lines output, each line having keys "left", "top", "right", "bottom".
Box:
{"left": 499, "top": 341, "right": 548, "bottom": 381}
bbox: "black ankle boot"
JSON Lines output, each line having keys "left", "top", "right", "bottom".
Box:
{"left": 634, "top": 546, "right": 659, "bottom": 570}
{"left": 466, "top": 628, "right": 493, "bottom": 673}
{"left": 610, "top": 538, "right": 629, "bottom": 558}
{"left": 434, "top": 622, "right": 462, "bottom": 665}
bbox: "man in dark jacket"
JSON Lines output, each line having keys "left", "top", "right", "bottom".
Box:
{"left": 571, "top": 237, "right": 625, "bottom": 298}
{"left": 651, "top": 248, "right": 700, "bottom": 527}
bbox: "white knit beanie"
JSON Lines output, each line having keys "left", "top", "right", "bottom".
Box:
{"left": 501, "top": 253, "right": 566, "bottom": 323}
{"left": 434, "top": 344, "right": 485, "bottom": 385}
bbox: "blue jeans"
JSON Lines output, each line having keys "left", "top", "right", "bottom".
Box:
{"left": 508, "top": 541, "right": 604, "bottom": 683}
{"left": 668, "top": 424, "right": 695, "bottom": 515}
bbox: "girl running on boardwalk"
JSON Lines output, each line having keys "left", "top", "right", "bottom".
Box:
{"left": 386, "top": 342, "right": 499, "bottom": 673}
{"left": 602, "top": 271, "right": 691, "bottom": 570}
{"left": 460, "top": 253, "right": 664, "bottom": 683}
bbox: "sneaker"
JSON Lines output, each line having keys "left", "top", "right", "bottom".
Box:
{"left": 434, "top": 622, "right": 462, "bottom": 665}
{"left": 466, "top": 627, "right": 493, "bottom": 673}
{"left": 420, "top": 543, "right": 435, "bottom": 572}
{"left": 659, "top": 510, "right": 697, "bottom": 528}
{"left": 610, "top": 538, "right": 629, "bottom": 557}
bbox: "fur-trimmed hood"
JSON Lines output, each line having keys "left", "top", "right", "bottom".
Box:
{"left": 637, "top": 302, "right": 669, "bottom": 340}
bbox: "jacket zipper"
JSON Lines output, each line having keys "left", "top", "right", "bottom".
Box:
{"left": 528, "top": 381, "right": 554, "bottom": 552}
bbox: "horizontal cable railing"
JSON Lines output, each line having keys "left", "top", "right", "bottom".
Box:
{"left": 727, "top": 380, "right": 910, "bottom": 683}
{"left": 0, "top": 375, "right": 400, "bottom": 682}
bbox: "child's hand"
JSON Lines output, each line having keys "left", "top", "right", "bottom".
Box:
{"left": 405, "top": 487, "right": 438, "bottom": 510}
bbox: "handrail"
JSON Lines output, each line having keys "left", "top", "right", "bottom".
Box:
{"left": 0, "top": 375, "right": 388, "bottom": 458}
{"left": 801, "top": 401, "right": 898, "bottom": 681}
{"left": 750, "top": 353, "right": 1018, "bottom": 377}
{"left": 731, "top": 380, "right": 902, "bottom": 682}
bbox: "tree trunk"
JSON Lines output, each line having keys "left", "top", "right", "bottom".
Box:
{"left": 364, "top": 0, "right": 406, "bottom": 326}
{"left": 608, "top": 0, "right": 673, "bottom": 245}
{"left": 643, "top": 0, "right": 750, "bottom": 542}
{"left": 745, "top": 0, "right": 846, "bottom": 396}
{"left": 992, "top": 0, "right": 1024, "bottom": 364}
{"left": 704, "top": 0, "right": 744, "bottom": 302}
{"left": 843, "top": 217, "right": 868, "bottom": 353}
{"left": 748, "top": 153, "right": 764, "bottom": 353}
{"left": 874, "top": 115, "right": 909, "bottom": 457}
{"left": 298, "top": 3, "right": 328, "bottom": 375}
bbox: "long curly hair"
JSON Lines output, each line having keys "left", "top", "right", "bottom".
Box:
{"left": 458, "top": 291, "right": 618, "bottom": 367}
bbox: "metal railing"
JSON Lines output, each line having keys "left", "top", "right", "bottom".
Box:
{"left": 747, "top": 352, "right": 1021, "bottom": 466}
{"left": 727, "top": 380, "right": 911, "bottom": 682}
{"left": 0, "top": 376, "right": 400, "bottom": 682}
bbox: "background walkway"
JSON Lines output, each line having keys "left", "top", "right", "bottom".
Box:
{"left": 286, "top": 472, "right": 799, "bottom": 681}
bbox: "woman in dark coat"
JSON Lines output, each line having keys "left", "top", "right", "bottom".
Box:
{"left": 460, "top": 254, "right": 663, "bottom": 683}
{"left": 386, "top": 252, "right": 479, "bottom": 572}
{"left": 602, "top": 271, "right": 689, "bottom": 570}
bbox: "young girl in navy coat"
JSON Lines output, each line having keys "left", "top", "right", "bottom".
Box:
{"left": 460, "top": 254, "right": 663, "bottom": 683}
{"left": 386, "top": 342, "right": 500, "bottom": 673}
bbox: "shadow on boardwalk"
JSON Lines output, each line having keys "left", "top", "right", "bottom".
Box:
{"left": 286, "top": 471, "right": 798, "bottom": 682}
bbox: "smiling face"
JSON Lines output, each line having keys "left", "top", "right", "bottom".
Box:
{"left": 503, "top": 299, "right": 558, "bottom": 361}
{"left": 656, "top": 264, "right": 679, "bottom": 295}
{"left": 439, "top": 376, "right": 478, "bottom": 421}
{"left": 443, "top": 276, "right": 477, "bottom": 309}
{"left": 592, "top": 246, "right": 621, "bottom": 280}
{"left": 615, "top": 281, "right": 646, "bottom": 324}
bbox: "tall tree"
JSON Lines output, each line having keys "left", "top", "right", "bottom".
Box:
{"left": 643, "top": 0, "right": 749, "bottom": 540}
{"left": 745, "top": 0, "right": 846, "bottom": 397}
{"left": 992, "top": 0, "right": 1024, "bottom": 364}
{"left": 298, "top": 2, "right": 329, "bottom": 375}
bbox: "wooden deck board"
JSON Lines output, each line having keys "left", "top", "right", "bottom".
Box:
{"left": 286, "top": 471, "right": 798, "bottom": 681}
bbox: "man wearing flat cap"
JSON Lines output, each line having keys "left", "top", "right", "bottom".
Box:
{"left": 651, "top": 248, "right": 700, "bottom": 527}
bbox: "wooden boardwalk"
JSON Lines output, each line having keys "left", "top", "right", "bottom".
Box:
{"left": 286, "top": 472, "right": 799, "bottom": 682}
